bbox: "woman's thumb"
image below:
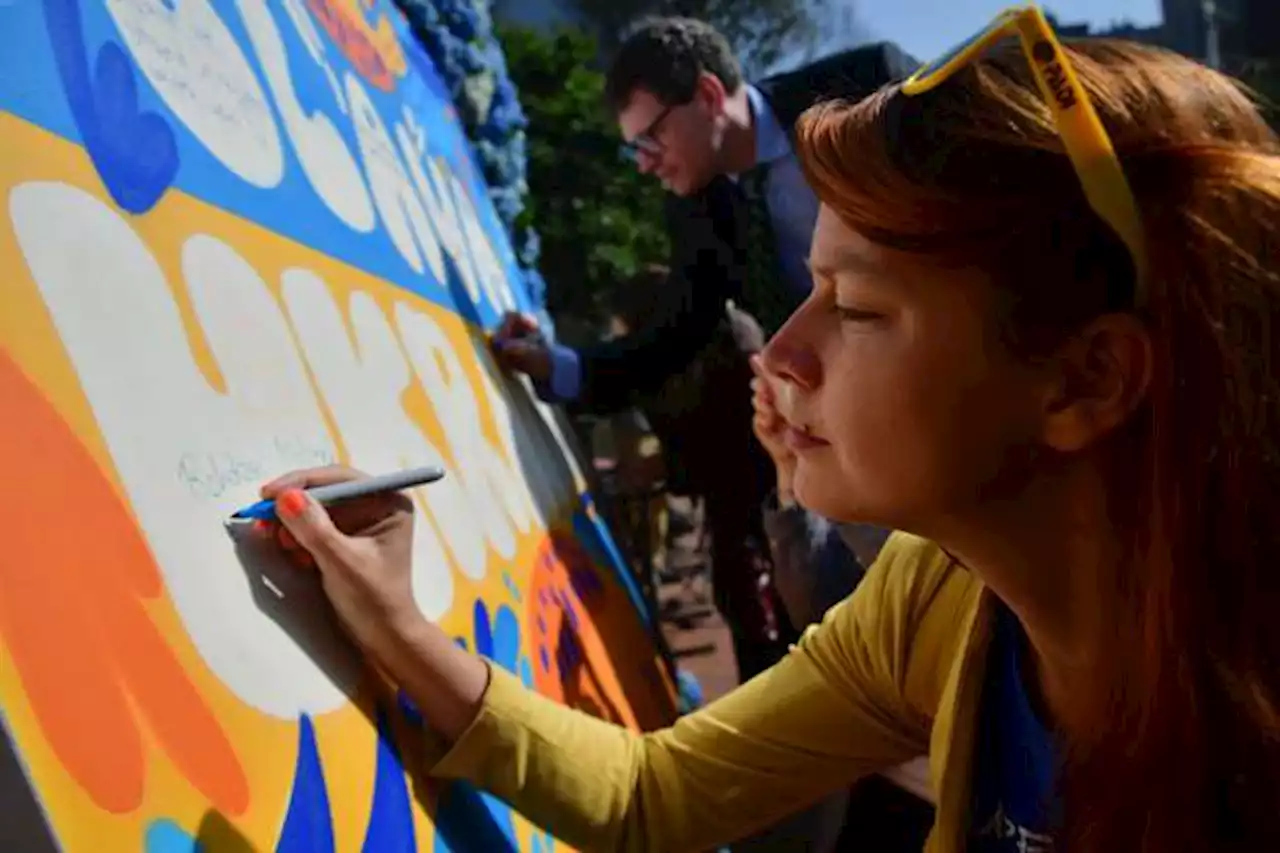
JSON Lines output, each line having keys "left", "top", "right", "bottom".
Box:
{"left": 276, "top": 489, "right": 350, "bottom": 565}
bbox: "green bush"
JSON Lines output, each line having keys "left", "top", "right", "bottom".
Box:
{"left": 499, "top": 24, "right": 670, "bottom": 345}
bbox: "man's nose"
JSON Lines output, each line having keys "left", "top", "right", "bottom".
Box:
{"left": 635, "top": 149, "right": 660, "bottom": 175}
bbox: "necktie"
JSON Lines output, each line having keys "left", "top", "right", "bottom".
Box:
{"left": 737, "top": 163, "right": 791, "bottom": 337}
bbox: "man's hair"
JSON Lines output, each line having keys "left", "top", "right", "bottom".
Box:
{"left": 604, "top": 17, "right": 743, "bottom": 113}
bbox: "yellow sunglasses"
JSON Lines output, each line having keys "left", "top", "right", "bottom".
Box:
{"left": 902, "top": 3, "right": 1147, "bottom": 291}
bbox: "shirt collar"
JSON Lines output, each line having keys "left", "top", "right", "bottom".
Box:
{"left": 746, "top": 83, "right": 791, "bottom": 167}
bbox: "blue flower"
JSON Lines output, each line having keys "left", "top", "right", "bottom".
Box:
{"left": 394, "top": 0, "right": 547, "bottom": 311}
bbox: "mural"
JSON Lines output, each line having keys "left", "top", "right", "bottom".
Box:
{"left": 0, "top": 1, "right": 677, "bottom": 850}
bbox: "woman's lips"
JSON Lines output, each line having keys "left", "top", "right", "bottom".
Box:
{"left": 783, "top": 425, "right": 829, "bottom": 451}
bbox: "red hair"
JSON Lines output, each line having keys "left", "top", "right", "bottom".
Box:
{"left": 796, "top": 40, "right": 1280, "bottom": 851}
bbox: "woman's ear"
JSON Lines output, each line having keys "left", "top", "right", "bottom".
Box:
{"left": 1040, "top": 314, "right": 1153, "bottom": 452}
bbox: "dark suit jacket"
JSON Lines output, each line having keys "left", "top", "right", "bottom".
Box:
{"left": 572, "top": 41, "right": 919, "bottom": 414}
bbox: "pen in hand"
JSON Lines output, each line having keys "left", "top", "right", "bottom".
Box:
{"left": 227, "top": 466, "right": 446, "bottom": 522}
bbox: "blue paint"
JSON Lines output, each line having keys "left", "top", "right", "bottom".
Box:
{"left": 453, "top": 636, "right": 469, "bottom": 651}
{"left": 472, "top": 599, "right": 494, "bottom": 659}
{"left": 560, "top": 593, "right": 581, "bottom": 630}
{"left": 275, "top": 714, "right": 335, "bottom": 853}
{"left": 361, "top": 707, "right": 416, "bottom": 853}
{"left": 491, "top": 604, "right": 521, "bottom": 674}
{"left": 43, "top": 0, "right": 179, "bottom": 213}
{"left": 502, "top": 570, "right": 521, "bottom": 602}
{"left": 144, "top": 819, "right": 201, "bottom": 853}
{"left": 569, "top": 565, "right": 604, "bottom": 599}
{"left": 556, "top": 625, "right": 582, "bottom": 672}
{"left": 432, "top": 780, "right": 518, "bottom": 853}
{"left": 519, "top": 656, "right": 535, "bottom": 689}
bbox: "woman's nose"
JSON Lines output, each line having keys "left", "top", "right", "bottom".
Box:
{"left": 761, "top": 309, "right": 821, "bottom": 392}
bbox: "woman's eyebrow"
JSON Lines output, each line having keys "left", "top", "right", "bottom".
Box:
{"left": 807, "top": 248, "right": 883, "bottom": 280}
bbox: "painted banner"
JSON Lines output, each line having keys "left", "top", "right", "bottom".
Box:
{"left": 0, "top": 1, "right": 677, "bottom": 850}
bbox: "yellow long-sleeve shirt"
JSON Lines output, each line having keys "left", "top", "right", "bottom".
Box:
{"left": 426, "top": 531, "right": 999, "bottom": 852}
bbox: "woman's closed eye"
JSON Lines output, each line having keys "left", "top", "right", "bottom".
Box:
{"left": 833, "top": 304, "right": 885, "bottom": 323}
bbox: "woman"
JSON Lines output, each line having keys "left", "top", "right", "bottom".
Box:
{"left": 254, "top": 13, "right": 1280, "bottom": 852}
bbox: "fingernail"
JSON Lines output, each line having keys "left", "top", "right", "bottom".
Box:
{"left": 277, "top": 489, "right": 308, "bottom": 520}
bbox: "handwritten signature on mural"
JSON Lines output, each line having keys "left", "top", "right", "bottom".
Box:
{"left": 176, "top": 438, "right": 335, "bottom": 500}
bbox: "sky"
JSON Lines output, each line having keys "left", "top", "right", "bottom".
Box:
{"left": 837, "top": 0, "right": 1165, "bottom": 61}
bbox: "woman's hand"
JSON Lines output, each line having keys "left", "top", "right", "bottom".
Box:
{"left": 257, "top": 465, "right": 419, "bottom": 663}
{"left": 750, "top": 356, "right": 798, "bottom": 503}
{"left": 256, "top": 465, "right": 490, "bottom": 740}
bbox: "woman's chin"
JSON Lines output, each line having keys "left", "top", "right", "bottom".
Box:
{"left": 792, "top": 466, "right": 851, "bottom": 519}
{"left": 793, "top": 465, "right": 894, "bottom": 528}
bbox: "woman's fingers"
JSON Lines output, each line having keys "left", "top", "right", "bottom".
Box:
{"left": 248, "top": 520, "right": 316, "bottom": 569}
{"left": 259, "top": 465, "right": 368, "bottom": 499}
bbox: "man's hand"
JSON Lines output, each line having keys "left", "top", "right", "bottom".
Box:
{"left": 490, "top": 311, "right": 552, "bottom": 382}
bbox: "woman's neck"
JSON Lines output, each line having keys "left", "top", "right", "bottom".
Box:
{"left": 932, "top": 463, "right": 1123, "bottom": 730}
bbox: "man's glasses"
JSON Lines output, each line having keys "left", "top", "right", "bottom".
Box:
{"left": 621, "top": 104, "right": 676, "bottom": 162}
{"left": 902, "top": 3, "right": 1148, "bottom": 293}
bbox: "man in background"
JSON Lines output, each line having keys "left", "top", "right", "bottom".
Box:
{"left": 493, "top": 17, "right": 916, "bottom": 680}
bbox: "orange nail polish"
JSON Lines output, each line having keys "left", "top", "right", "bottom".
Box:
{"left": 277, "top": 489, "right": 308, "bottom": 519}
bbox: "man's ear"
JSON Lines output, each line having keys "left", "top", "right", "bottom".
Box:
{"left": 1040, "top": 314, "right": 1153, "bottom": 452}
{"left": 694, "top": 70, "right": 727, "bottom": 113}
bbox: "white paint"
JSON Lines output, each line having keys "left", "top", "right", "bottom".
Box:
{"left": 535, "top": 400, "right": 590, "bottom": 497}
{"left": 448, "top": 170, "right": 520, "bottom": 314}
{"left": 9, "top": 182, "right": 357, "bottom": 717}
{"left": 345, "top": 73, "right": 446, "bottom": 284}
{"left": 395, "top": 119, "right": 487, "bottom": 308}
{"left": 105, "top": 0, "right": 284, "bottom": 188}
{"left": 279, "top": 0, "right": 349, "bottom": 115}
{"left": 279, "top": 269, "right": 482, "bottom": 603}
{"left": 235, "top": 1, "right": 375, "bottom": 233}
{"left": 469, "top": 360, "right": 557, "bottom": 526}
{"left": 393, "top": 303, "right": 530, "bottom": 557}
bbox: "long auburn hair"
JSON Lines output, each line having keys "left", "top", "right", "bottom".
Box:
{"left": 795, "top": 40, "right": 1280, "bottom": 852}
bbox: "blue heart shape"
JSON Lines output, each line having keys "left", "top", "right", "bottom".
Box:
{"left": 44, "top": 0, "right": 179, "bottom": 214}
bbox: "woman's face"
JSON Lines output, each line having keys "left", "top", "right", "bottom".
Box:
{"left": 761, "top": 205, "right": 1052, "bottom": 530}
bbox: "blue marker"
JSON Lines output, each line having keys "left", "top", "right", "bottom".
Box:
{"left": 229, "top": 466, "right": 446, "bottom": 522}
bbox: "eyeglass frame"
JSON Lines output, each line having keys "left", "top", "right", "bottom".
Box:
{"left": 620, "top": 102, "right": 680, "bottom": 162}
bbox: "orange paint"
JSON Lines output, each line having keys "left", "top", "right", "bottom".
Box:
{"left": 0, "top": 350, "right": 246, "bottom": 814}
{"left": 525, "top": 534, "right": 648, "bottom": 730}
{"left": 102, "top": 594, "right": 249, "bottom": 814}
{"left": 305, "top": 0, "right": 404, "bottom": 92}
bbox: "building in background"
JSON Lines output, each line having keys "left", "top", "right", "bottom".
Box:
{"left": 491, "top": 0, "right": 586, "bottom": 33}
{"left": 1158, "top": 0, "right": 1277, "bottom": 74}
{"left": 1049, "top": 12, "right": 1166, "bottom": 45}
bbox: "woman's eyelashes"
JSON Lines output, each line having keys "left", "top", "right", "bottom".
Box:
{"left": 833, "top": 304, "right": 885, "bottom": 323}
